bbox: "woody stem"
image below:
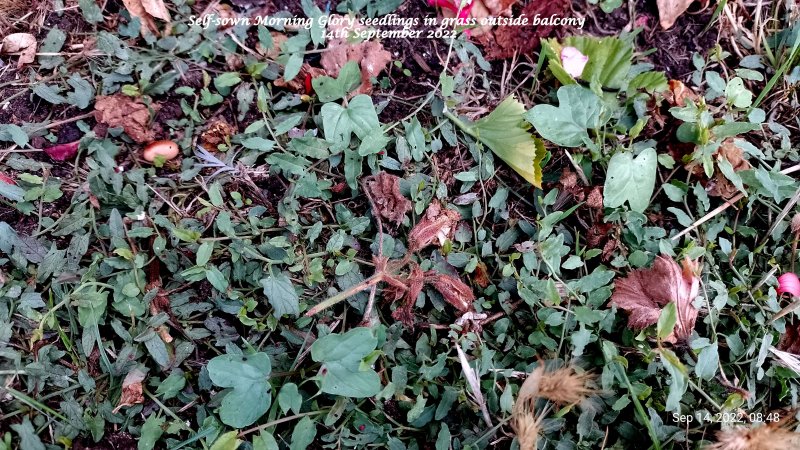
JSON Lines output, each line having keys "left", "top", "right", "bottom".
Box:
{"left": 304, "top": 273, "right": 385, "bottom": 317}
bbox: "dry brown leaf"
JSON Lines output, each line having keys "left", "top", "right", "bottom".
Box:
{"left": 425, "top": 271, "right": 475, "bottom": 312}
{"left": 256, "top": 32, "right": 288, "bottom": 59}
{"left": 663, "top": 79, "right": 700, "bottom": 107}
{"left": 1, "top": 33, "right": 37, "bottom": 68}
{"left": 707, "top": 139, "right": 752, "bottom": 198}
{"left": 113, "top": 368, "right": 146, "bottom": 413}
{"left": 472, "top": 261, "right": 491, "bottom": 288}
{"left": 609, "top": 256, "right": 699, "bottom": 342}
{"left": 657, "top": 0, "right": 695, "bottom": 29}
{"left": 94, "top": 94, "right": 160, "bottom": 144}
{"left": 201, "top": 119, "right": 236, "bottom": 151}
{"left": 408, "top": 201, "right": 461, "bottom": 252}
{"left": 364, "top": 172, "right": 412, "bottom": 226}
{"left": 389, "top": 262, "right": 424, "bottom": 327}
{"left": 122, "top": 0, "right": 170, "bottom": 36}
{"left": 320, "top": 15, "right": 392, "bottom": 95}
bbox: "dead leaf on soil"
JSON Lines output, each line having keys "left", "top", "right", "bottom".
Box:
{"left": 113, "top": 368, "right": 146, "bottom": 413}
{"left": 656, "top": 0, "right": 695, "bottom": 30}
{"left": 320, "top": 16, "right": 392, "bottom": 95}
{"left": 121, "top": 0, "right": 171, "bottom": 36}
{"left": 706, "top": 139, "right": 751, "bottom": 198}
{"left": 408, "top": 200, "right": 461, "bottom": 252}
{"left": 44, "top": 141, "right": 80, "bottom": 161}
{"left": 388, "top": 262, "right": 424, "bottom": 327}
{"left": 364, "top": 172, "right": 412, "bottom": 226}
{"left": 475, "top": 0, "right": 567, "bottom": 60}
{"left": 609, "top": 256, "right": 699, "bottom": 342}
{"left": 472, "top": 261, "right": 491, "bottom": 288}
{"left": 425, "top": 271, "right": 475, "bottom": 312}
{"left": 94, "top": 95, "right": 160, "bottom": 144}
{"left": 200, "top": 119, "right": 236, "bottom": 151}
{"left": 663, "top": 79, "right": 700, "bottom": 106}
{"left": 0, "top": 33, "right": 37, "bottom": 68}
{"left": 256, "top": 32, "right": 288, "bottom": 60}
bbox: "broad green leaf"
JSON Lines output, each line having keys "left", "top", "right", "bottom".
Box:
{"left": 526, "top": 85, "right": 608, "bottom": 148}
{"left": 210, "top": 431, "right": 241, "bottom": 450}
{"left": 38, "top": 28, "right": 66, "bottom": 69}
{"left": 207, "top": 353, "right": 272, "bottom": 427}
{"left": 456, "top": 96, "right": 547, "bottom": 187}
{"left": 660, "top": 349, "right": 688, "bottom": 412}
{"left": 695, "top": 342, "right": 719, "bottom": 380}
{"left": 290, "top": 417, "right": 317, "bottom": 450}
{"left": 657, "top": 302, "right": 677, "bottom": 340}
{"left": 725, "top": 77, "right": 753, "bottom": 108}
{"left": 278, "top": 382, "right": 302, "bottom": 414}
{"left": 138, "top": 415, "right": 165, "bottom": 450}
{"left": 312, "top": 61, "right": 361, "bottom": 102}
{"left": 11, "top": 417, "right": 45, "bottom": 450}
{"left": 320, "top": 95, "right": 380, "bottom": 150}
{"left": 310, "top": 327, "right": 381, "bottom": 397}
{"left": 603, "top": 148, "right": 657, "bottom": 212}
{"left": 260, "top": 272, "right": 299, "bottom": 318}
{"left": 542, "top": 36, "right": 633, "bottom": 89}
{"left": 0, "top": 124, "right": 29, "bottom": 147}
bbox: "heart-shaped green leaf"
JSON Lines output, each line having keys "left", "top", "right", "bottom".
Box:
{"left": 207, "top": 353, "right": 272, "bottom": 427}
{"left": 311, "top": 327, "right": 381, "bottom": 397}
{"left": 603, "top": 148, "right": 657, "bottom": 212}
{"left": 320, "top": 95, "right": 380, "bottom": 151}
{"left": 526, "top": 85, "right": 609, "bottom": 148}
{"left": 543, "top": 36, "right": 633, "bottom": 90}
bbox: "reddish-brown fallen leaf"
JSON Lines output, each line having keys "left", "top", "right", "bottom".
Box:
{"left": 200, "top": 119, "right": 236, "bottom": 151}
{"left": 425, "top": 271, "right": 475, "bottom": 312}
{"left": 609, "top": 256, "right": 699, "bottom": 342}
{"left": 408, "top": 201, "right": 461, "bottom": 252}
{"left": 389, "top": 262, "right": 425, "bottom": 327}
{"left": 94, "top": 95, "right": 160, "bottom": 144}
{"left": 44, "top": 141, "right": 80, "bottom": 161}
{"left": 706, "top": 139, "right": 752, "bottom": 199}
{"left": 320, "top": 16, "right": 392, "bottom": 95}
{"left": 472, "top": 262, "right": 491, "bottom": 288}
{"left": 364, "top": 172, "right": 412, "bottom": 226}
{"left": 656, "top": 0, "right": 695, "bottom": 29}
{"left": 663, "top": 80, "right": 700, "bottom": 107}
{"left": 0, "top": 33, "right": 37, "bottom": 68}
{"left": 476, "top": 0, "right": 567, "bottom": 60}
{"left": 113, "top": 368, "right": 146, "bottom": 413}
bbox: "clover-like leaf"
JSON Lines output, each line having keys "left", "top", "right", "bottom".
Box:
{"left": 603, "top": 148, "right": 657, "bottom": 212}
{"left": 207, "top": 352, "right": 272, "bottom": 427}
{"left": 526, "top": 85, "right": 609, "bottom": 148}
{"left": 310, "top": 327, "right": 381, "bottom": 397}
{"left": 455, "top": 96, "right": 547, "bottom": 187}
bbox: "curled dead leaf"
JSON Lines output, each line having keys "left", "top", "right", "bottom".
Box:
{"left": 408, "top": 201, "right": 461, "bottom": 252}
{"left": 609, "top": 256, "right": 699, "bottom": 342}
{"left": 707, "top": 139, "right": 752, "bottom": 198}
{"left": 320, "top": 16, "right": 392, "bottom": 95}
{"left": 663, "top": 79, "right": 700, "bottom": 107}
{"left": 1, "top": 33, "right": 37, "bottom": 68}
{"left": 389, "top": 262, "right": 424, "bottom": 327}
{"left": 656, "top": 0, "right": 695, "bottom": 29}
{"left": 200, "top": 119, "right": 236, "bottom": 151}
{"left": 113, "top": 368, "right": 146, "bottom": 413}
{"left": 122, "top": 0, "right": 171, "bottom": 36}
{"left": 425, "top": 271, "right": 475, "bottom": 312}
{"left": 94, "top": 94, "right": 160, "bottom": 144}
{"left": 472, "top": 261, "right": 491, "bottom": 288}
{"left": 364, "top": 172, "right": 412, "bottom": 226}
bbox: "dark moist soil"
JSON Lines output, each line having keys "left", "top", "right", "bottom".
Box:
{"left": 377, "top": 0, "right": 442, "bottom": 123}
{"left": 583, "top": 0, "right": 717, "bottom": 80}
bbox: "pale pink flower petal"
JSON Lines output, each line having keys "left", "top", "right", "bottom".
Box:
{"left": 778, "top": 272, "right": 800, "bottom": 297}
{"left": 560, "top": 46, "right": 589, "bottom": 78}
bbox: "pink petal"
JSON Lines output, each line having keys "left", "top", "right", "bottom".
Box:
{"left": 560, "top": 46, "right": 589, "bottom": 78}
{"left": 44, "top": 141, "right": 79, "bottom": 161}
{"left": 428, "top": 0, "right": 458, "bottom": 12}
{"left": 778, "top": 272, "right": 800, "bottom": 298}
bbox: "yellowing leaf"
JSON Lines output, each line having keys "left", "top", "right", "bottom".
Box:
{"left": 451, "top": 96, "right": 546, "bottom": 187}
